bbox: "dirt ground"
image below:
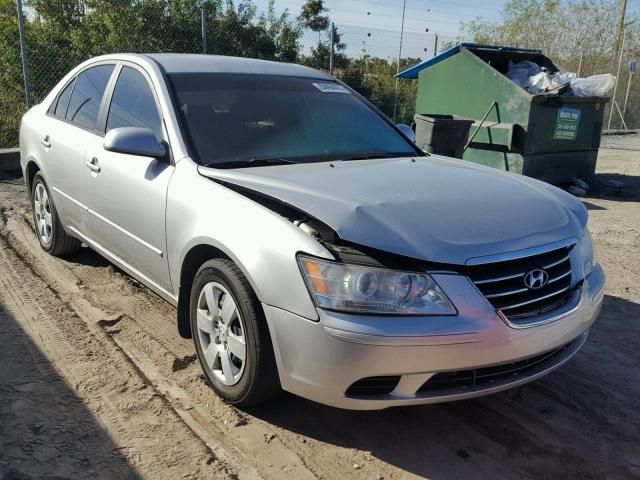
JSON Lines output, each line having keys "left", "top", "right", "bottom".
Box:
{"left": 0, "top": 148, "right": 638, "bottom": 480}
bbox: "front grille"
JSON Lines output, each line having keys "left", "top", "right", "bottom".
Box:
{"left": 418, "top": 343, "right": 570, "bottom": 393}
{"left": 345, "top": 376, "right": 401, "bottom": 396}
{"left": 467, "top": 244, "right": 576, "bottom": 323}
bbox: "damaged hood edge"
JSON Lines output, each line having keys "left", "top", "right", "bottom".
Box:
{"left": 197, "top": 157, "right": 587, "bottom": 265}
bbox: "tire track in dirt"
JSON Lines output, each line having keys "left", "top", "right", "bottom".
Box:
{"left": 2, "top": 204, "right": 326, "bottom": 480}
{"left": 2, "top": 190, "right": 373, "bottom": 480}
{"left": 0, "top": 219, "right": 260, "bottom": 479}
{"left": 0, "top": 216, "right": 249, "bottom": 479}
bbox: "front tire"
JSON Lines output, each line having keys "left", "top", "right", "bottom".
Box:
{"left": 190, "top": 259, "right": 280, "bottom": 407}
{"left": 31, "top": 172, "right": 81, "bottom": 256}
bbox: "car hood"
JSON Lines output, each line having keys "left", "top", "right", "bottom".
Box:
{"left": 198, "top": 156, "right": 587, "bottom": 265}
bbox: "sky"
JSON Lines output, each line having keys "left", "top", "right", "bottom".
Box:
{"left": 251, "top": 0, "right": 508, "bottom": 36}
{"left": 247, "top": 0, "right": 639, "bottom": 63}
{"left": 249, "top": 0, "right": 508, "bottom": 61}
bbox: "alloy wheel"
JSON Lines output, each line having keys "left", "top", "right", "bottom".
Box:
{"left": 196, "top": 281, "right": 247, "bottom": 385}
{"left": 34, "top": 183, "right": 53, "bottom": 245}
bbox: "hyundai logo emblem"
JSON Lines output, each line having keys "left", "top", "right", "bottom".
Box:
{"left": 524, "top": 269, "right": 549, "bottom": 290}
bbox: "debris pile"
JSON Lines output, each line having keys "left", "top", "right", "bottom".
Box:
{"left": 506, "top": 60, "right": 615, "bottom": 96}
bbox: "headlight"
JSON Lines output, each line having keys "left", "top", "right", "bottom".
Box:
{"left": 577, "top": 228, "right": 597, "bottom": 277}
{"left": 297, "top": 255, "right": 457, "bottom": 315}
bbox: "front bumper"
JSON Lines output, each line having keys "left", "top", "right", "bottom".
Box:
{"left": 264, "top": 264, "right": 605, "bottom": 410}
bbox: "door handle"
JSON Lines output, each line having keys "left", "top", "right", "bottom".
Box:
{"left": 41, "top": 135, "right": 51, "bottom": 148}
{"left": 86, "top": 157, "right": 101, "bottom": 173}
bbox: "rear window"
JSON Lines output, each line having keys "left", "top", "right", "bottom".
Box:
{"left": 168, "top": 73, "right": 417, "bottom": 167}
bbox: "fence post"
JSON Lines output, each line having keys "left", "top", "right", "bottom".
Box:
{"left": 329, "top": 22, "right": 334, "bottom": 75}
{"left": 16, "top": 0, "right": 31, "bottom": 109}
{"left": 608, "top": 29, "right": 625, "bottom": 130}
{"left": 201, "top": 6, "right": 207, "bottom": 54}
{"left": 433, "top": 34, "right": 438, "bottom": 57}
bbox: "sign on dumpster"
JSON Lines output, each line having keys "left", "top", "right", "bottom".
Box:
{"left": 553, "top": 108, "right": 581, "bottom": 140}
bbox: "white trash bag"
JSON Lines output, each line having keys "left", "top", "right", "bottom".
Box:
{"left": 570, "top": 74, "right": 616, "bottom": 97}
{"left": 527, "top": 71, "right": 576, "bottom": 94}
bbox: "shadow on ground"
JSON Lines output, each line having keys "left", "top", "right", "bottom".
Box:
{"left": 586, "top": 171, "right": 640, "bottom": 202}
{"left": 251, "top": 294, "right": 640, "bottom": 480}
{"left": 0, "top": 297, "right": 139, "bottom": 480}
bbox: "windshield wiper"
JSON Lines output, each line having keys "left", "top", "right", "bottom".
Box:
{"left": 207, "top": 157, "right": 299, "bottom": 169}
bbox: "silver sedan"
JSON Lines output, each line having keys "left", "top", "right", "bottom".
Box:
{"left": 19, "top": 54, "right": 604, "bottom": 409}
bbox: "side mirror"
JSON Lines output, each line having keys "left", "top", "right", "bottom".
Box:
{"left": 104, "top": 127, "right": 167, "bottom": 159}
{"left": 396, "top": 123, "right": 415, "bottom": 143}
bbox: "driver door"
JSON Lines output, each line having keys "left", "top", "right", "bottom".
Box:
{"left": 84, "top": 63, "right": 175, "bottom": 296}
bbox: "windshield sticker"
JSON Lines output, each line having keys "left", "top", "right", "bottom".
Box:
{"left": 554, "top": 108, "right": 581, "bottom": 140}
{"left": 312, "top": 82, "right": 350, "bottom": 94}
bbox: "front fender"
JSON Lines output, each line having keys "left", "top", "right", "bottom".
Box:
{"left": 166, "top": 159, "right": 332, "bottom": 321}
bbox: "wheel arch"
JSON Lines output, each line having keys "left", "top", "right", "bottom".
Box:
{"left": 176, "top": 240, "right": 264, "bottom": 339}
{"left": 25, "top": 159, "right": 42, "bottom": 200}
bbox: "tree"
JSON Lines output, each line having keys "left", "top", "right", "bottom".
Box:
{"left": 463, "top": 0, "right": 638, "bottom": 73}
{"left": 463, "top": 0, "right": 640, "bottom": 129}
{"left": 0, "top": 0, "right": 24, "bottom": 146}
{"left": 260, "top": 0, "right": 300, "bottom": 62}
{"left": 298, "top": 0, "right": 328, "bottom": 33}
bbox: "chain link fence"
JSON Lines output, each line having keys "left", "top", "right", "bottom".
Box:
{"left": 1, "top": 2, "right": 464, "bottom": 148}
{"left": 2, "top": 2, "right": 638, "bottom": 150}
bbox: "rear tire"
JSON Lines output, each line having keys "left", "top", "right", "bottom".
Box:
{"left": 31, "top": 172, "right": 81, "bottom": 256}
{"left": 190, "top": 259, "right": 280, "bottom": 407}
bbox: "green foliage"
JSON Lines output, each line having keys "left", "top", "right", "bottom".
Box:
{"left": 297, "top": 0, "right": 328, "bottom": 32}
{"left": 337, "top": 58, "right": 417, "bottom": 124}
{"left": 0, "top": 0, "right": 24, "bottom": 147}
{"left": 1, "top": 0, "right": 420, "bottom": 146}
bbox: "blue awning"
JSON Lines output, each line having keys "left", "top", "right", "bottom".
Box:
{"left": 396, "top": 43, "right": 543, "bottom": 79}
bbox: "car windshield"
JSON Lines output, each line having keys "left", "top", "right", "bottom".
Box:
{"left": 168, "top": 73, "right": 418, "bottom": 167}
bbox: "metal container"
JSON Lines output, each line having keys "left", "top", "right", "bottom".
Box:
{"left": 398, "top": 43, "right": 609, "bottom": 184}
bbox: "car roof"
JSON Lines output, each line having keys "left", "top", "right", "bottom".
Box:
{"left": 141, "top": 53, "right": 333, "bottom": 80}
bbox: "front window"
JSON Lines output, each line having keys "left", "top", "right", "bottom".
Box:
{"left": 65, "top": 64, "right": 115, "bottom": 131}
{"left": 168, "top": 73, "right": 419, "bottom": 167}
{"left": 107, "top": 66, "right": 163, "bottom": 140}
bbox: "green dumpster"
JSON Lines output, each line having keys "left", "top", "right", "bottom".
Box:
{"left": 397, "top": 43, "right": 609, "bottom": 184}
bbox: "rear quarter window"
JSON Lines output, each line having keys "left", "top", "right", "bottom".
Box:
{"left": 50, "top": 79, "right": 75, "bottom": 118}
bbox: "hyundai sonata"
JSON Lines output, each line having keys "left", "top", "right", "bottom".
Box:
{"left": 19, "top": 54, "right": 605, "bottom": 409}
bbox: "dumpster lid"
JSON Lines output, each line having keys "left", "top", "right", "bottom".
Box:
{"left": 396, "top": 43, "right": 543, "bottom": 79}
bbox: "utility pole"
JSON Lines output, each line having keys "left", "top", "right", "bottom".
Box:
{"left": 16, "top": 0, "right": 31, "bottom": 109}
{"left": 608, "top": 29, "right": 626, "bottom": 130}
{"left": 577, "top": 51, "right": 584, "bottom": 77}
{"left": 614, "top": 0, "right": 628, "bottom": 57}
{"left": 393, "top": 0, "right": 407, "bottom": 122}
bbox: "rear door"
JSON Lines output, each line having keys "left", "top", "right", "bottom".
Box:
{"left": 41, "top": 63, "right": 116, "bottom": 231}
{"left": 84, "top": 63, "right": 174, "bottom": 295}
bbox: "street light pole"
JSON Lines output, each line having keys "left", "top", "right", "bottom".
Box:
{"left": 393, "top": 0, "right": 407, "bottom": 121}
